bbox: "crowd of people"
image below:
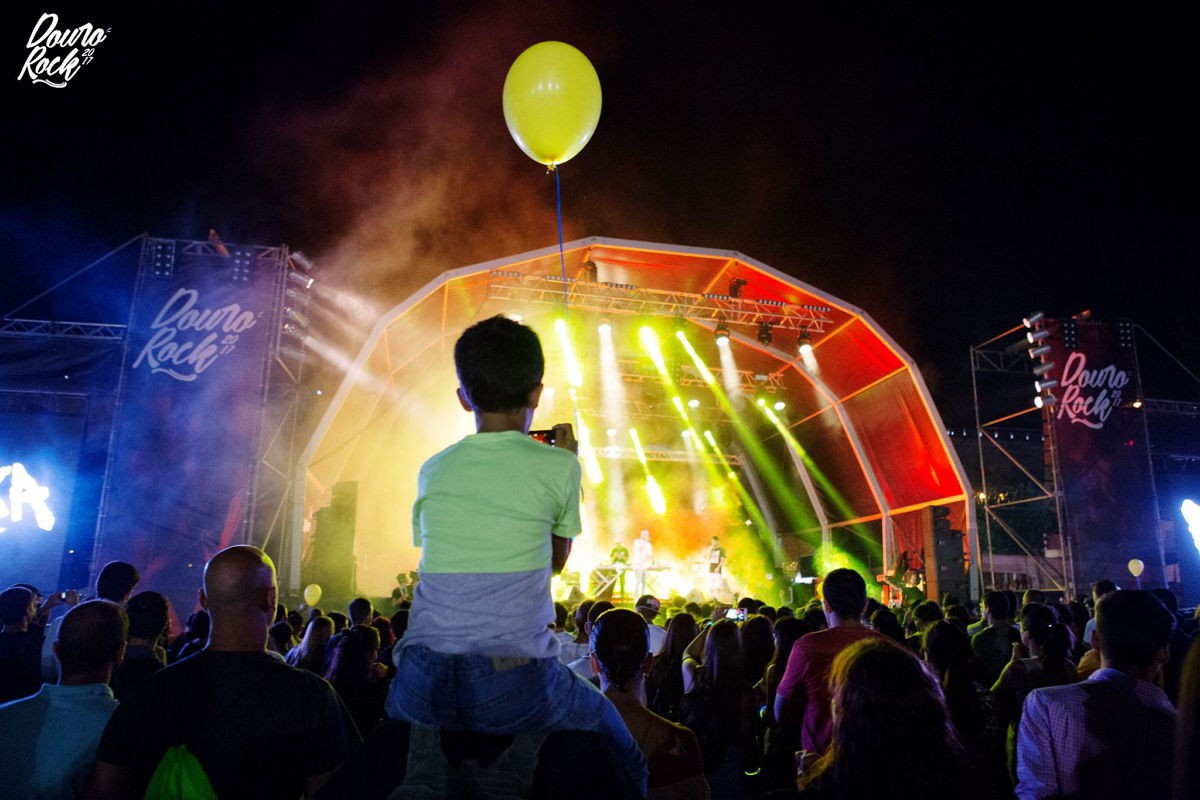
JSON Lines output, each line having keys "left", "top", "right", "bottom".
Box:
{"left": 3, "top": 315, "right": 1199, "bottom": 799}
{"left": 2, "top": 558, "right": 1200, "bottom": 799}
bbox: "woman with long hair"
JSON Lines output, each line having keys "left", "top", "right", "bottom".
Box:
{"left": 924, "top": 620, "right": 1008, "bottom": 798}
{"left": 648, "top": 612, "right": 698, "bottom": 721}
{"left": 761, "top": 615, "right": 810, "bottom": 791}
{"left": 325, "top": 624, "right": 387, "bottom": 736}
{"left": 287, "top": 614, "right": 333, "bottom": 675}
{"left": 590, "top": 608, "right": 710, "bottom": 799}
{"left": 868, "top": 606, "right": 905, "bottom": 643}
{"left": 797, "top": 637, "right": 965, "bottom": 799}
{"left": 990, "top": 601, "right": 1078, "bottom": 779}
{"left": 740, "top": 614, "right": 775, "bottom": 689}
{"left": 679, "top": 619, "right": 758, "bottom": 796}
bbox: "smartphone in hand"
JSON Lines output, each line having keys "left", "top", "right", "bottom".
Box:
{"left": 529, "top": 429, "right": 557, "bottom": 446}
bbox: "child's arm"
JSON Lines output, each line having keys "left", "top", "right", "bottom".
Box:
{"left": 551, "top": 535, "right": 572, "bottom": 574}
{"left": 549, "top": 422, "right": 579, "bottom": 575}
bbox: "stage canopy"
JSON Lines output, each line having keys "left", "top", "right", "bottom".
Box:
{"left": 295, "top": 238, "right": 975, "bottom": 605}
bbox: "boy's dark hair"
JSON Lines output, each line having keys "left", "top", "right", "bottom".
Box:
{"left": 125, "top": 591, "right": 169, "bottom": 640}
{"left": 328, "top": 611, "right": 349, "bottom": 633}
{"left": 454, "top": 316, "right": 544, "bottom": 413}
{"left": 58, "top": 600, "right": 128, "bottom": 675}
{"left": 1092, "top": 579, "right": 1118, "bottom": 600}
{"left": 822, "top": 568, "right": 868, "bottom": 618}
{"left": 96, "top": 561, "right": 140, "bottom": 602}
{"left": 1096, "top": 590, "right": 1174, "bottom": 669}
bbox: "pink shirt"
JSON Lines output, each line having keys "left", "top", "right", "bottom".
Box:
{"left": 776, "top": 625, "right": 882, "bottom": 753}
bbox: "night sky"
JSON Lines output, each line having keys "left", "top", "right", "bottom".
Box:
{"left": 2, "top": 2, "right": 1195, "bottom": 428}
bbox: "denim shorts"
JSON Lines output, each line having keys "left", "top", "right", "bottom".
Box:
{"left": 387, "top": 644, "right": 647, "bottom": 794}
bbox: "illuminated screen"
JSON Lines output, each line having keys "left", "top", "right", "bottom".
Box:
{"left": 0, "top": 408, "right": 85, "bottom": 593}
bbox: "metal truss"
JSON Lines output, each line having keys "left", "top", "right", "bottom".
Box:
{"left": 0, "top": 318, "right": 126, "bottom": 340}
{"left": 592, "top": 445, "right": 742, "bottom": 466}
{"left": 971, "top": 325, "right": 1071, "bottom": 594}
{"left": 487, "top": 271, "right": 835, "bottom": 333}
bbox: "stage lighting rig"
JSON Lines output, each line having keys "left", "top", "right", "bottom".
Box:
{"left": 729, "top": 277, "right": 747, "bottom": 298}
{"left": 714, "top": 320, "right": 730, "bottom": 345}
{"left": 798, "top": 329, "right": 813, "bottom": 356}
{"left": 291, "top": 251, "right": 315, "bottom": 272}
{"left": 1027, "top": 328, "right": 1050, "bottom": 345}
{"left": 1023, "top": 311, "right": 1045, "bottom": 328}
{"left": 756, "top": 322, "right": 773, "bottom": 346}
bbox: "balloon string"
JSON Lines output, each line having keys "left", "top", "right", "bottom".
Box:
{"left": 555, "top": 165, "right": 568, "bottom": 314}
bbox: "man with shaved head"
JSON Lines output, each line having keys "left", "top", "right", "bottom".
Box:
{"left": 0, "top": 600, "right": 126, "bottom": 799}
{"left": 86, "top": 546, "right": 358, "bottom": 799}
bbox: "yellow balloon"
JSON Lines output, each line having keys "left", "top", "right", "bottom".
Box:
{"left": 503, "top": 41, "right": 602, "bottom": 166}
{"left": 303, "top": 583, "right": 322, "bottom": 606}
{"left": 1127, "top": 559, "right": 1145, "bottom": 578}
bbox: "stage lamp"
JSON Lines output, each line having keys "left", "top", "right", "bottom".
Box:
{"left": 773, "top": 400, "right": 786, "bottom": 411}
{"left": 606, "top": 428, "right": 617, "bottom": 437}
{"left": 1131, "top": 398, "right": 1144, "bottom": 409}
{"left": 756, "top": 322, "right": 773, "bottom": 346}
{"left": 1032, "top": 362, "right": 1055, "bottom": 378}
{"left": 729, "top": 277, "right": 747, "bottom": 298}
{"left": 1034, "top": 393, "right": 1058, "bottom": 409}
{"left": 687, "top": 398, "right": 700, "bottom": 409}
{"left": 798, "top": 330, "right": 813, "bottom": 356}
{"left": 281, "top": 323, "right": 306, "bottom": 342}
{"left": 291, "top": 251, "right": 315, "bottom": 272}
{"left": 288, "top": 271, "right": 314, "bottom": 291}
{"left": 598, "top": 316, "right": 612, "bottom": 334}
{"left": 283, "top": 306, "right": 309, "bottom": 329}
{"left": 714, "top": 321, "right": 730, "bottom": 346}
{"left": 1028, "top": 345, "right": 1052, "bottom": 361}
{"left": 1023, "top": 311, "right": 1045, "bottom": 328}
{"left": 1035, "top": 378, "right": 1059, "bottom": 393}
{"left": 1027, "top": 329, "right": 1050, "bottom": 345}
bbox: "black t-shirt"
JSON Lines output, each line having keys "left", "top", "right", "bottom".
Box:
{"left": 97, "top": 649, "right": 359, "bottom": 799}
{"left": 0, "top": 628, "right": 44, "bottom": 703}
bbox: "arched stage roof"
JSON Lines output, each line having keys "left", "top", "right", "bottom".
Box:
{"left": 294, "top": 237, "right": 976, "bottom": 602}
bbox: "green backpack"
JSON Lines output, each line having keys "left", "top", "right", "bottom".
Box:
{"left": 143, "top": 744, "right": 218, "bottom": 800}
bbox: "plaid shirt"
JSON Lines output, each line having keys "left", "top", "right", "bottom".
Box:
{"left": 1015, "top": 667, "right": 1175, "bottom": 799}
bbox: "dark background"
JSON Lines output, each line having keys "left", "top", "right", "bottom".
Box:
{"left": 3, "top": 1, "right": 1196, "bottom": 430}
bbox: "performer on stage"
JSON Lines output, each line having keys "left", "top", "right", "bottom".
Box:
{"left": 707, "top": 535, "right": 726, "bottom": 598}
{"left": 632, "top": 529, "right": 653, "bottom": 598}
{"left": 610, "top": 539, "right": 630, "bottom": 599}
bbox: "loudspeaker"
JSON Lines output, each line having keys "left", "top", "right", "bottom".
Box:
{"left": 303, "top": 481, "right": 358, "bottom": 606}
{"left": 933, "top": 529, "right": 969, "bottom": 604}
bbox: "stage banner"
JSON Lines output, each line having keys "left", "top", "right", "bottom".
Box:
{"left": 95, "top": 239, "right": 281, "bottom": 616}
{"left": 1042, "top": 317, "right": 1161, "bottom": 590}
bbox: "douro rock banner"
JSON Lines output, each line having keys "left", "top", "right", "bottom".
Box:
{"left": 1042, "top": 317, "right": 1161, "bottom": 589}
{"left": 95, "top": 238, "right": 280, "bottom": 615}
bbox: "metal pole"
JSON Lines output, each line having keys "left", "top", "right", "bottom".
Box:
{"left": 970, "top": 344, "right": 996, "bottom": 590}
